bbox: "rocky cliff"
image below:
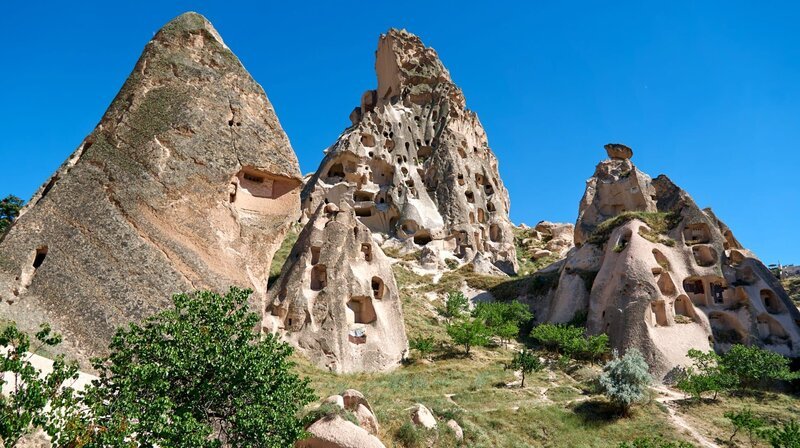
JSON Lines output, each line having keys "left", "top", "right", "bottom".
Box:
{"left": 543, "top": 145, "right": 800, "bottom": 378}
{"left": 265, "top": 202, "right": 408, "bottom": 373}
{"left": 301, "top": 29, "right": 517, "bottom": 274}
{"left": 0, "top": 12, "right": 302, "bottom": 366}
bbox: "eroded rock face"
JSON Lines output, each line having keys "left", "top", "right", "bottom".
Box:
{"left": 301, "top": 29, "right": 517, "bottom": 274}
{"left": 0, "top": 12, "right": 302, "bottom": 366}
{"left": 297, "top": 415, "right": 385, "bottom": 448}
{"left": 264, "top": 203, "right": 407, "bottom": 373}
{"left": 546, "top": 145, "right": 800, "bottom": 378}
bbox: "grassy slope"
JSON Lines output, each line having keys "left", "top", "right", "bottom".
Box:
{"left": 781, "top": 276, "right": 800, "bottom": 307}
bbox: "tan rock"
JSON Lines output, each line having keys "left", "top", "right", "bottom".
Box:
{"left": 532, "top": 249, "right": 553, "bottom": 260}
{"left": 297, "top": 415, "right": 385, "bottom": 448}
{"left": 354, "top": 403, "right": 380, "bottom": 435}
{"left": 446, "top": 419, "right": 464, "bottom": 441}
{"left": 341, "top": 389, "right": 373, "bottom": 413}
{"left": 324, "top": 395, "right": 345, "bottom": 409}
{"left": 604, "top": 143, "right": 633, "bottom": 159}
{"left": 410, "top": 403, "right": 437, "bottom": 429}
{"left": 301, "top": 29, "right": 517, "bottom": 274}
{"left": 266, "top": 205, "right": 408, "bottom": 373}
{"left": 0, "top": 12, "right": 302, "bottom": 368}
{"left": 544, "top": 145, "right": 800, "bottom": 378}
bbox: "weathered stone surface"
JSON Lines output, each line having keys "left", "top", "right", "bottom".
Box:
{"left": 265, "top": 204, "right": 407, "bottom": 373}
{"left": 0, "top": 12, "right": 302, "bottom": 367}
{"left": 296, "top": 415, "right": 385, "bottom": 448}
{"left": 544, "top": 146, "right": 800, "bottom": 378}
{"left": 301, "top": 29, "right": 517, "bottom": 274}
{"left": 604, "top": 143, "right": 633, "bottom": 160}
{"left": 409, "top": 403, "right": 437, "bottom": 429}
{"left": 534, "top": 221, "right": 575, "bottom": 256}
{"left": 446, "top": 419, "right": 464, "bottom": 441}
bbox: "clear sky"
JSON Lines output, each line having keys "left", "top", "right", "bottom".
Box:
{"left": 1, "top": 1, "right": 798, "bottom": 264}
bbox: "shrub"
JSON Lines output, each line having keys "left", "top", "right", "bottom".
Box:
{"left": 618, "top": 437, "right": 695, "bottom": 447}
{"left": 0, "top": 323, "right": 82, "bottom": 447}
{"left": 472, "top": 301, "right": 533, "bottom": 345}
{"left": 396, "top": 421, "right": 424, "bottom": 448}
{"left": 760, "top": 419, "right": 800, "bottom": 448}
{"left": 440, "top": 291, "right": 469, "bottom": 322}
{"left": 506, "top": 349, "right": 543, "bottom": 387}
{"left": 720, "top": 344, "right": 797, "bottom": 389}
{"left": 410, "top": 336, "right": 437, "bottom": 360}
{"left": 529, "top": 323, "right": 609, "bottom": 362}
{"left": 79, "top": 287, "right": 316, "bottom": 447}
{"left": 446, "top": 318, "right": 491, "bottom": 355}
{"left": 599, "top": 349, "right": 652, "bottom": 416}
{"left": 676, "top": 349, "right": 735, "bottom": 400}
{"left": 303, "top": 402, "right": 360, "bottom": 427}
{"left": 724, "top": 407, "right": 764, "bottom": 445}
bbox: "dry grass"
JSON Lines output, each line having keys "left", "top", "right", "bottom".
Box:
{"left": 588, "top": 211, "right": 681, "bottom": 245}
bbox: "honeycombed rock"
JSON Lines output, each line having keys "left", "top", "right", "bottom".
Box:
{"left": 0, "top": 12, "right": 302, "bottom": 366}
{"left": 301, "top": 29, "right": 517, "bottom": 274}
{"left": 542, "top": 145, "right": 800, "bottom": 378}
{"left": 264, "top": 203, "right": 408, "bottom": 373}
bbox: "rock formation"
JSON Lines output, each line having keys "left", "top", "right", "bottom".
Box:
{"left": 301, "top": 29, "right": 517, "bottom": 274}
{"left": 0, "top": 12, "right": 302, "bottom": 366}
{"left": 264, "top": 202, "right": 408, "bottom": 373}
{"left": 542, "top": 145, "right": 800, "bottom": 378}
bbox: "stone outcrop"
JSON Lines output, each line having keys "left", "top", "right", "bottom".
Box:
{"left": 298, "top": 389, "right": 384, "bottom": 448}
{"left": 0, "top": 12, "right": 302, "bottom": 366}
{"left": 301, "top": 29, "right": 517, "bottom": 274}
{"left": 264, "top": 203, "right": 407, "bottom": 373}
{"left": 543, "top": 145, "right": 800, "bottom": 378}
{"left": 409, "top": 403, "right": 437, "bottom": 429}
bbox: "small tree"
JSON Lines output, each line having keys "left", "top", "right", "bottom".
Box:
{"left": 409, "top": 336, "right": 436, "bottom": 360}
{"left": 506, "top": 349, "right": 543, "bottom": 388}
{"left": 618, "top": 437, "right": 695, "bottom": 447}
{"left": 720, "top": 344, "right": 797, "bottom": 389}
{"left": 599, "top": 349, "right": 652, "bottom": 416}
{"left": 473, "top": 301, "right": 533, "bottom": 346}
{"left": 724, "top": 407, "right": 764, "bottom": 446}
{"left": 676, "top": 349, "right": 734, "bottom": 400}
{"left": 440, "top": 291, "right": 469, "bottom": 322}
{"left": 79, "top": 287, "right": 316, "bottom": 447}
{"left": 760, "top": 419, "right": 800, "bottom": 448}
{"left": 446, "top": 318, "right": 490, "bottom": 356}
{"left": 0, "top": 323, "right": 82, "bottom": 447}
{"left": 585, "top": 334, "right": 610, "bottom": 364}
{"left": 0, "top": 195, "right": 23, "bottom": 234}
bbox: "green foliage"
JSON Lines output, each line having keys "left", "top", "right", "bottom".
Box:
{"left": 506, "top": 349, "right": 543, "bottom": 387}
{"left": 587, "top": 211, "right": 681, "bottom": 245}
{"left": 618, "top": 437, "right": 695, "bottom": 447}
{"left": 676, "top": 349, "right": 734, "bottom": 400}
{"left": 472, "top": 301, "right": 532, "bottom": 345}
{"left": 599, "top": 349, "right": 652, "bottom": 416}
{"left": 529, "top": 323, "right": 609, "bottom": 362}
{"left": 396, "top": 421, "right": 424, "bottom": 447}
{"left": 440, "top": 291, "right": 469, "bottom": 322}
{"left": 760, "top": 419, "right": 800, "bottom": 448}
{"left": 724, "top": 407, "right": 764, "bottom": 445}
{"left": 446, "top": 318, "right": 491, "bottom": 355}
{"left": 0, "top": 195, "right": 23, "bottom": 234}
{"left": 409, "top": 336, "right": 437, "bottom": 359}
{"left": 80, "top": 287, "right": 316, "bottom": 447}
{"left": 0, "top": 323, "right": 81, "bottom": 447}
{"left": 719, "top": 344, "right": 797, "bottom": 389}
{"left": 302, "top": 402, "right": 360, "bottom": 427}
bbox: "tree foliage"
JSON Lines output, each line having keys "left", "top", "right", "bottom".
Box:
{"left": 78, "top": 287, "right": 316, "bottom": 447}
{"left": 617, "top": 437, "right": 695, "bottom": 448}
{"left": 446, "top": 318, "right": 491, "bottom": 355}
{"left": 760, "top": 419, "right": 800, "bottom": 448}
{"left": 0, "top": 195, "right": 23, "bottom": 234}
{"left": 0, "top": 323, "right": 81, "bottom": 448}
{"left": 506, "top": 349, "right": 543, "bottom": 388}
{"left": 440, "top": 291, "right": 469, "bottom": 322}
{"left": 676, "top": 349, "right": 734, "bottom": 400}
{"left": 598, "top": 349, "right": 652, "bottom": 416}
{"left": 472, "top": 301, "right": 532, "bottom": 345}
{"left": 409, "top": 336, "right": 437, "bottom": 360}
{"left": 529, "top": 323, "right": 609, "bottom": 362}
{"left": 719, "top": 344, "right": 797, "bottom": 389}
{"left": 724, "top": 407, "right": 765, "bottom": 446}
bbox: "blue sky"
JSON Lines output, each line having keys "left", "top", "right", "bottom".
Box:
{"left": 1, "top": 1, "right": 798, "bottom": 264}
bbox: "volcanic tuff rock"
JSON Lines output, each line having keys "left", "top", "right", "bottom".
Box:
{"left": 0, "top": 12, "right": 302, "bottom": 366}
{"left": 542, "top": 146, "right": 800, "bottom": 378}
{"left": 264, "top": 203, "right": 408, "bottom": 373}
{"left": 301, "top": 29, "right": 518, "bottom": 274}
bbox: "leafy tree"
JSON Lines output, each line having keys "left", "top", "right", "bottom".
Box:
{"left": 79, "top": 287, "right": 316, "bottom": 447}
{"left": 409, "top": 336, "right": 436, "bottom": 360}
{"left": 440, "top": 291, "right": 469, "bottom": 322}
{"left": 472, "top": 301, "right": 533, "bottom": 345}
{"left": 618, "top": 437, "right": 695, "bottom": 447}
{"left": 585, "top": 334, "right": 610, "bottom": 364}
{"left": 446, "top": 318, "right": 490, "bottom": 355}
{"left": 0, "top": 195, "right": 23, "bottom": 234}
{"left": 760, "top": 419, "right": 800, "bottom": 448}
{"left": 506, "top": 349, "right": 543, "bottom": 388}
{"left": 599, "top": 349, "right": 652, "bottom": 416}
{"left": 0, "top": 323, "right": 82, "bottom": 447}
{"left": 720, "top": 344, "right": 797, "bottom": 389}
{"left": 676, "top": 349, "right": 735, "bottom": 400}
{"left": 529, "top": 323, "right": 609, "bottom": 361}
{"left": 724, "top": 407, "right": 765, "bottom": 446}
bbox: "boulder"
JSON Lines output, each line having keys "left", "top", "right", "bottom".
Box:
{"left": 342, "top": 389, "right": 373, "bottom": 413}
{"left": 265, "top": 205, "right": 408, "bottom": 373}
{"left": 301, "top": 29, "right": 518, "bottom": 275}
{"left": 0, "top": 12, "right": 302, "bottom": 367}
{"left": 354, "top": 403, "right": 380, "bottom": 435}
{"left": 446, "top": 419, "right": 464, "bottom": 441}
{"left": 604, "top": 143, "right": 633, "bottom": 159}
{"left": 409, "top": 403, "right": 437, "bottom": 429}
{"left": 324, "top": 395, "right": 345, "bottom": 409}
{"left": 297, "top": 415, "right": 385, "bottom": 448}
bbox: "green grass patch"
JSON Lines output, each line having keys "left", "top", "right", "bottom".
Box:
{"left": 587, "top": 211, "right": 681, "bottom": 246}
{"left": 267, "top": 224, "right": 301, "bottom": 288}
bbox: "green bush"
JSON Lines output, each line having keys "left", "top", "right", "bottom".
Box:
{"left": 446, "top": 318, "right": 491, "bottom": 355}
{"left": 439, "top": 291, "right": 469, "bottom": 322}
{"left": 618, "top": 437, "right": 695, "bottom": 447}
{"left": 760, "top": 419, "right": 800, "bottom": 448}
{"left": 302, "top": 402, "right": 360, "bottom": 427}
{"left": 506, "top": 349, "right": 544, "bottom": 387}
{"left": 472, "top": 301, "right": 533, "bottom": 345}
{"left": 724, "top": 407, "right": 764, "bottom": 445}
{"left": 719, "top": 344, "right": 797, "bottom": 389}
{"left": 0, "top": 195, "right": 23, "bottom": 234}
{"left": 676, "top": 349, "right": 735, "bottom": 400}
{"left": 410, "top": 336, "right": 437, "bottom": 359}
{"left": 599, "top": 349, "right": 652, "bottom": 416}
{"left": 529, "top": 323, "right": 609, "bottom": 362}
{"left": 396, "top": 421, "right": 424, "bottom": 448}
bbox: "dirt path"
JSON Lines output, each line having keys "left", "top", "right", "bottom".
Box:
{"left": 653, "top": 386, "right": 719, "bottom": 448}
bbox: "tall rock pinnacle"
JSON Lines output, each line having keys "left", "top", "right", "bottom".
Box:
{"left": 0, "top": 12, "right": 303, "bottom": 365}
{"left": 302, "top": 29, "right": 518, "bottom": 274}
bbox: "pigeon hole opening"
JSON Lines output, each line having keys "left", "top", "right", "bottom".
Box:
{"left": 489, "top": 224, "right": 502, "bottom": 242}
{"left": 683, "top": 222, "right": 711, "bottom": 245}
{"left": 347, "top": 296, "right": 377, "bottom": 324}
{"left": 371, "top": 276, "right": 385, "bottom": 299}
{"left": 673, "top": 295, "right": 695, "bottom": 320}
{"left": 310, "top": 265, "right": 327, "bottom": 291}
{"left": 650, "top": 300, "right": 669, "bottom": 326}
{"left": 32, "top": 246, "right": 48, "bottom": 269}
{"left": 361, "top": 243, "right": 373, "bottom": 262}
{"left": 310, "top": 246, "right": 321, "bottom": 265}
{"left": 692, "top": 245, "right": 718, "bottom": 267}
{"left": 761, "top": 289, "right": 786, "bottom": 314}
{"left": 414, "top": 231, "right": 432, "bottom": 246}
